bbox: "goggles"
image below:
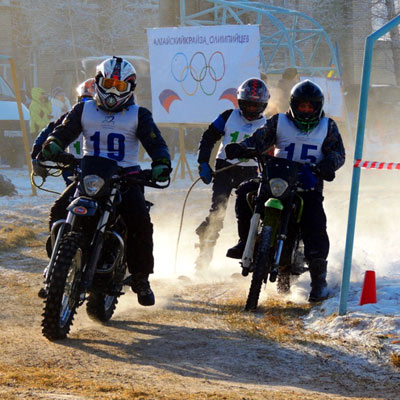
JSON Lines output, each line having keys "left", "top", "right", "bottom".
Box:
{"left": 239, "top": 100, "right": 267, "bottom": 112}
{"left": 99, "top": 77, "right": 130, "bottom": 92}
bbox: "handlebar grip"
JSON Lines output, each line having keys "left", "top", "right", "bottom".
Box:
{"left": 123, "top": 169, "right": 170, "bottom": 189}
{"left": 241, "top": 148, "right": 258, "bottom": 159}
{"left": 56, "top": 151, "right": 77, "bottom": 166}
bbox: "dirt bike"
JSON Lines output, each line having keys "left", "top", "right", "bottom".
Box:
{"left": 238, "top": 149, "right": 309, "bottom": 311}
{"left": 38, "top": 153, "right": 169, "bottom": 340}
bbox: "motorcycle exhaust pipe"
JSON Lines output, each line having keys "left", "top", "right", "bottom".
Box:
{"left": 95, "top": 231, "right": 125, "bottom": 274}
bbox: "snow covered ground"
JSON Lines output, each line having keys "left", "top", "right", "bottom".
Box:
{"left": 0, "top": 151, "right": 399, "bottom": 365}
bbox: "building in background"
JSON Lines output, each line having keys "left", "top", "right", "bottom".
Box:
{"left": 0, "top": 0, "right": 399, "bottom": 116}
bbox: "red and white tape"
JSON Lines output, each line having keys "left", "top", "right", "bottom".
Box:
{"left": 354, "top": 159, "right": 400, "bottom": 170}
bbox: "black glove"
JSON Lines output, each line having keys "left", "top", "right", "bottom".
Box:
{"left": 31, "top": 144, "right": 42, "bottom": 160}
{"left": 225, "top": 143, "right": 246, "bottom": 160}
{"left": 40, "top": 137, "right": 63, "bottom": 161}
{"left": 151, "top": 159, "right": 172, "bottom": 182}
{"left": 316, "top": 159, "right": 335, "bottom": 182}
{"left": 56, "top": 151, "right": 76, "bottom": 166}
{"left": 31, "top": 159, "right": 48, "bottom": 179}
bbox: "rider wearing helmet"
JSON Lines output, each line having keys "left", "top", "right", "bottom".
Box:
{"left": 76, "top": 78, "right": 96, "bottom": 102}
{"left": 32, "top": 78, "right": 97, "bottom": 299}
{"left": 94, "top": 57, "right": 136, "bottom": 112}
{"left": 237, "top": 78, "right": 270, "bottom": 121}
{"left": 38, "top": 57, "right": 171, "bottom": 306}
{"left": 66, "top": 78, "right": 96, "bottom": 160}
{"left": 31, "top": 78, "right": 96, "bottom": 183}
{"left": 225, "top": 79, "right": 345, "bottom": 303}
{"left": 194, "top": 78, "right": 270, "bottom": 271}
{"left": 289, "top": 79, "right": 324, "bottom": 132}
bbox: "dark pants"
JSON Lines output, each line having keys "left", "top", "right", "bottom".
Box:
{"left": 49, "top": 183, "right": 154, "bottom": 276}
{"left": 196, "top": 159, "right": 258, "bottom": 243}
{"left": 235, "top": 179, "right": 329, "bottom": 262}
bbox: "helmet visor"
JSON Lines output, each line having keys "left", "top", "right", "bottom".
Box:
{"left": 297, "top": 101, "right": 315, "bottom": 114}
{"left": 239, "top": 100, "right": 267, "bottom": 120}
{"left": 99, "top": 77, "right": 130, "bottom": 93}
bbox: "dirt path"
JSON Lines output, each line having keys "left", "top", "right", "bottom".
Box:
{"left": 0, "top": 246, "right": 399, "bottom": 400}
{"left": 0, "top": 181, "right": 399, "bottom": 399}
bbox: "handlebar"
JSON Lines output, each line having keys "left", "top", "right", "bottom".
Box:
{"left": 121, "top": 169, "right": 170, "bottom": 189}
{"left": 36, "top": 151, "right": 79, "bottom": 171}
{"left": 233, "top": 147, "right": 318, "bottom": 171}
{"left": 36, "top": 152, "right": 170, "bottom": 189}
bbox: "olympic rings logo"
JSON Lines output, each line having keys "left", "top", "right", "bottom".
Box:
{"left": 171, "top": 51, "right": 226, "bottom": 96}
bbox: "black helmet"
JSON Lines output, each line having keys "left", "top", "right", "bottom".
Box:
{"left": 289, "top": 80, "right": 324, "bottom": 132}
{"left": 237, "top": 78, "right": 270, "bottom": 121}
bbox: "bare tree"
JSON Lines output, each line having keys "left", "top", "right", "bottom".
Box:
{"left": 384, "top": 0, "right": 400, "bottom": 85}
{"left": 370, "top": 0, "right": 400, "bottom": 84}
{"left": 7, "top": 0, "right": 158, "bottom": 93}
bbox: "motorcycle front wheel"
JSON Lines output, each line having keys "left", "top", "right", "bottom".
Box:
{"left": 245, "top": 225, "right": 273, "bottom": 311}
{"left": 86, "top": 292, "right": 119, "bottom": 322}
{"left": 41, "top": 232, "right": 83, "bottom": 340}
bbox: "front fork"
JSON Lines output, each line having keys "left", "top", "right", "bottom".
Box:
{"left": 81, "top": 187, "right": 118, "bottom": 290}
{"left": 44, "top": 187, "right": 79, "bottom": 284}
{"left": 241, "top": 195, "right": 294, "bottom": 281}
{"left": 268, "top": 200, "right": 291, "bottom": 282}
{"left": 241, "top": 213, "right": 261, "bottom": 271}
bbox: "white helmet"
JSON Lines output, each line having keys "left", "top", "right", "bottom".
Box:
{"left": 95, "top": 56, "right": 136, "bottom": 112}
{"left": 76, "top": 78, "right": 96, "bottom": 102}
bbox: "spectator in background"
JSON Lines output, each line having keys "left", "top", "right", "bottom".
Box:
{"left": 276, "top": 67, "right": 299, "bottom": 113}
{"left": 29, "top": 87, "right": 52, "bottom": 141}
{"left": 51, "top": 87, "right": 71, "bottom": 121}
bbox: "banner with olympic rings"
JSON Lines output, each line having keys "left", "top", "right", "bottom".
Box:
{"left": 147, "top": 25, "right": 260, "bottom": 123}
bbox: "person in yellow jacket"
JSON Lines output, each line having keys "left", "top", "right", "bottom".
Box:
{"left": 29, "top": 87, "right": 53, "bottom": 140}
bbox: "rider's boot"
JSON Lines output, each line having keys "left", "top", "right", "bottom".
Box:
{"left": 131, "top": 273, "right": 155, "bottom": 306}
{"left": 226, "top": 218, "right": 248, "bottom": 259}
{"left": 226, "top": 241, "right": 245, "bottom": 259}
{"left": 308, "top": 258, "right": 329, "bottom": 302}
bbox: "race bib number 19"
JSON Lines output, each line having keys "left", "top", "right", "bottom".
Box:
{"left": 90, "top": 131, "right": 126, "bottom": 161}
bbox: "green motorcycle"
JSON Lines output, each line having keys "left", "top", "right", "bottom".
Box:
{"left": 240, "top": 152, "right": 309, "bottom": 311}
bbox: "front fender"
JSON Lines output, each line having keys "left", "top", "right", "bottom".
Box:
{"left": 265, "top": 198, "right": 283, "bottom": 211}
{"left": 67, "top": 196, "right": 98, "bottom": 217}
{"left": 263, "top": 199, "right": 283, "bottom": 246}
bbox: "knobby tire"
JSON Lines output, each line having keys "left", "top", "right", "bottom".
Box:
{"left": 245, "top": 226, "right": 273, "bottom": 311}
{"left": 86, "top": 292, "right": 118, "bottom": 322}
{"left": 41, "top": 232, "right": 83, "bottom": 340}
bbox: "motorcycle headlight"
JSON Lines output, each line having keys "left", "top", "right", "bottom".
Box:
{"left": 83, "top": 175, "right": 105, "bottom": 196}
{"left": 269, "top": 178, "right": 288, "bottom": 197}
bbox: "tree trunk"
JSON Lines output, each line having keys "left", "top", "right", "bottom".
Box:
{"left": 159, "top": 0, "right": 179, "bottom": 27}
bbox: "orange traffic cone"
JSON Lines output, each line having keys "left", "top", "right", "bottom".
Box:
{"left": 359, "top": 270, "right": 377, "bottom": 305}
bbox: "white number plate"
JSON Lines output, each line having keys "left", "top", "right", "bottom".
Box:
{"left": 4, "top": 130, "right": 22, "bottom": 137}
